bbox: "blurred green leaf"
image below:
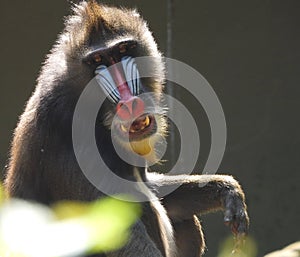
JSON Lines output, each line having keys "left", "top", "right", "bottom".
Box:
{"left": 53, "top": 196, "right": 142, "bottom": 253}
{"left": 218, "top": 235, "right": 257, "bottom": 257}
{"left": 0, "top": 183, "right": 5, "bottom": 204}
{"left": 0, "top": 195, "right": 141, "bottom": 257}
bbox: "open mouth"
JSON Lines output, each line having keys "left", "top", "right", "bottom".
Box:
{"left": 117, "top": 114, "right": 157, "bottom": 141}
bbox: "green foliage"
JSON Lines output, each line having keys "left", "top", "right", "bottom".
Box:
{"left": 53, "top": 197, "right": 142, "bottom": 253}
{"left": 0, "top": 183, "right": 5, "bottom": 204}
{"left": 218, "top": 235, "right": 257, "bottom": 257}
{"left": 0, "top": 191, "right": 141, "bottom": 257}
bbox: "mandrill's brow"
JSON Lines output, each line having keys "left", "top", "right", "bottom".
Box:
{"left": 82, "top": 39, "right": 138, "bottom": 64}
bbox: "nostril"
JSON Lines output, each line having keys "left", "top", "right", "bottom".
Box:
{"left": 132, "top": 97, "right": 145, "bottom": 118}
{"left": 116, "top": 96, "right": 145, "bottom": 120}
{"left": 116, "top": 102, "right": 123, "bottom": 113}
{"left": 116, "top": 102, "right": 131, "bottom": 120}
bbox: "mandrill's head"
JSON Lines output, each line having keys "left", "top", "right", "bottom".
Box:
{"left": 44, "top": 0, "right": 167, "bottom": 164}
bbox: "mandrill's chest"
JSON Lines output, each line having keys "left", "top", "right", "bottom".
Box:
{"left": 141, "top": 200, "right": 176, "bottom": 257}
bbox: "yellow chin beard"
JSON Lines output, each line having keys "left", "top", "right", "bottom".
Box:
{"left": 130, "top": 137, "right": 158, "bottom": 163}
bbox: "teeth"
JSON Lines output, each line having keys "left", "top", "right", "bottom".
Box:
{"left": 120, "top": 124, "right": 128, "bottom": 132}
{"left": 142, "top": 116, "right": 150, "bottom": 127}
{"left": 129, "top": 125, "right": 146, "bottom": 133}
{"left": 120, "top": 116, "right": 151, "bottom": 134}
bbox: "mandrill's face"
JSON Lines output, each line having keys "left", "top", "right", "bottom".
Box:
{"left": 74, "top": 2, "right": 167, "bottom": 162}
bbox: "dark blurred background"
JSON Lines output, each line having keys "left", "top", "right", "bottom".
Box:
{"left": 1, "top": 0, "right": 299, "bottom": 256}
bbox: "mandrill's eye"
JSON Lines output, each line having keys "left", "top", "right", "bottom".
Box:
{"left": 119, "top": 43, "right": 127, "bottom": 53}
{"left": 92, "top": 53, "right": 102, "bottom": 64}
{"left": 118, "top": 41, "right": 137, "bottom": 55}
{"left": 83, "top": 52, "right": 103, "bottom": 65}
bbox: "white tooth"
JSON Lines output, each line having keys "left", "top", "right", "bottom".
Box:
{"left": 144, "top": 116, "right": 150, "bottom": 126}
{"left": 121, "top": 125, "right": 127, "bottom": 132}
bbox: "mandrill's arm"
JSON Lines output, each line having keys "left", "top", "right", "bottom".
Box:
{"left": 148, "top": 173, "right": 249, "bottom": 234}
{"left": 148, "top": 173, "right": 249, "bottom": 256}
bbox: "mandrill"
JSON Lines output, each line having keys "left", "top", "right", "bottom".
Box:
{"left": 5, "top": 1, "right": 249, "bottom": 257}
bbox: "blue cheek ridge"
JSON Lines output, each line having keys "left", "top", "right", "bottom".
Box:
{"left": 95, "top": 56, "right": 142, "bottom": 104}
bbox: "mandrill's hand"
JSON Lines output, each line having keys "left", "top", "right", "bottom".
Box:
{"left": 222, "top": 186, "right": 249, "bottom": 235}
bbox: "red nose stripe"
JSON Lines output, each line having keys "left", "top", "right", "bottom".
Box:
{"left": 110, "top": 60, "right": 132, "bottom": 101}
{"left": 116, "top": 97, "right": 145, "bottom": 120}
